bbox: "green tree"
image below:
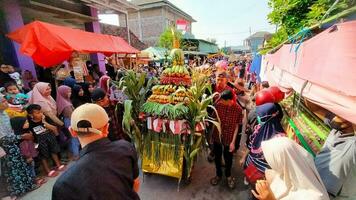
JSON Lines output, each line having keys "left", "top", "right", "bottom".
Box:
{"left": 262, "top": 0, "right": 354, "bottom": 54}
{"left": 158, "top": 27, "right": 183, "bottom": 49}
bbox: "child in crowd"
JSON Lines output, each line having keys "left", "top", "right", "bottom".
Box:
{"left": 26, "top": 104, "right": 65, "bottom": 177}
{"left": 4, "top": 82, "right": 29, "bottom": 105}
{"left": 7, "top": 65, "right": 24, "bottom": 90}
{"left": 10, "top": 117, "right": 47, "bottom": 186}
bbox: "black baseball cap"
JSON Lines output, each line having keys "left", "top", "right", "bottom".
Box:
{"left": 91, "top": 88, "right": 106, "bottom": 102}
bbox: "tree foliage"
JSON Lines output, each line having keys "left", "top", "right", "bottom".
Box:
{"left": 261, "top": 0, "right": 355, "bottom": 54}
{"left": 158, "top": 27, "right": 183, "bottom": 49}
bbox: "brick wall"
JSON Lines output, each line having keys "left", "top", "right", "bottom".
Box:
{"left": 128, "top": 6, "right": 194, "bottom": 47}
{"left": 129, "top": 8, "right": 165, "bottom": 47}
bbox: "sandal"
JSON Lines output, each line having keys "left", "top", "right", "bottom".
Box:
{"left": 210, "top": 176, "right": 221, "bottom": 186}
{"left": 47, "top": 170, "right": 59, "bottom": 177}
{"left": 56, "top": 164, "right": 66, "bottom": 171}
{"left": 227, "top": 177, "right": 236, "bottom": 189}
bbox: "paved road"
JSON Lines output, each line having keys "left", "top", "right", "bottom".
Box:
{"left": 20, "top": 151, "right": 250, "bottom": 200}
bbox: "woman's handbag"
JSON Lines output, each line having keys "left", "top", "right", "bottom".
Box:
{"left": 244, "top": 163, "right": 265, "bottom": 184}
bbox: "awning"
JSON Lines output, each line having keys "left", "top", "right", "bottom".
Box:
{"left": 141, "top": 47, "right": 171, "bottom": 61}
{"left": 7, "top": 20, "right": 139, "bottom": 67}
{"left": 265, "top": 20, "right": 356, "bottom": 96}
{"left": 264, "top": 20, "right": 356, "bottom": 123}
{"left": 184, "top": 51, "right": 208, "bottom": 56}
{"left": 198, "top": 40, "right": 219, "bottom": 54}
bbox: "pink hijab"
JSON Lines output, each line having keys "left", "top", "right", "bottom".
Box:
{"left": 29, "top": 82, "right": 57, "bottom": 113}
{"left": 56, "top": 85, "right": 72, "bottom": 115}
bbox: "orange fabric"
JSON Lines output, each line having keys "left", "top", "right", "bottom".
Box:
{"left": 7, "top": 21, "right": 139, "bottom": 67}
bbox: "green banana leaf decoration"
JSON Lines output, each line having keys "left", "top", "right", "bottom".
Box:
{"left": 122, "top": 100, "right": 143, "bottom": 156}
{"left": 112, "top": 70, "right": 158, "bottom": 157}
{"left": 183, "top": 68, "right": 221, "bottom": 178}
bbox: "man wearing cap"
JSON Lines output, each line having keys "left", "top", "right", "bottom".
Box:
{"left": 52, "top": 103, "right": 140, "bottom": 200}
{"left": 91, "top": 88, "right": 126, "bottom": 141}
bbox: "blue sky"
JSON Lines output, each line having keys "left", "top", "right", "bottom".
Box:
{"left": 168, "top": 0, "right": 276, "bottom": 47}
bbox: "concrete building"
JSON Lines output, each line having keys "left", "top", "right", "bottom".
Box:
{"left": 244, "top": 31, "right": 272, "bottom": 54}
{"left": 128, "top": 0, "right": 196, "bottom": 47}
{"left": 0, "top": 0, "right": 139, "bottom": 77}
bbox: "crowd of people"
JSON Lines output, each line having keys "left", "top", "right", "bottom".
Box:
{"left": 0, "top": 56, "right": 355, "bottom": 200}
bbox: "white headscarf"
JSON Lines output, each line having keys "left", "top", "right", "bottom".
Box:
{"left": 261, "top": 137, "right": 329, "bottom": 200}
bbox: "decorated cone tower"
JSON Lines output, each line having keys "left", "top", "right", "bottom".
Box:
{"left": 141, "top": 29, "right": 199, "bottom": 181}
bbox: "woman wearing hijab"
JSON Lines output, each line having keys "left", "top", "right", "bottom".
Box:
{"left": 0, "top": 94, "right": 37, "bottom": 198}
{"left": 56, "top": 85, "right": 80, "bottom": 160}
{"left": 251, "top": 137, "right": 329, "bottom": 200}
{"left": 71, "top": 84, "right": 89, "bottom": 108}
{"left": 241, "top": 103, "right": 285, "bottom": 179}
{"left": 99, "top": 75, "right": 111, "bottom": 95}
{"left": 29, "top": 82, "right": 63, "bottom": 127}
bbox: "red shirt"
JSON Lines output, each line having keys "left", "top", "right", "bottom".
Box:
{"left": 214, "top": 85, "right": 236, "bottom": 102}
{"left": 212, "top": 101, "right": 242, "bottom": 146}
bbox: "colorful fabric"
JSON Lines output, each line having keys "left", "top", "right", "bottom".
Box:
{"left": 0, "top": 135, "right": 35, "bottom": 196}
{"left": 56, "top": 85, "right": 73, "bottom": 115}
{"left": 212, "top": 101, "right": 242, "bottom": 146}
{"left": 5, "top": 93, "right": 29, "bottom": 105}
{"left": 29, "top": 82, "right": 57, "bottom": 113}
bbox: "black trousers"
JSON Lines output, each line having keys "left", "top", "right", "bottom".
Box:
{"left": 213, "top": 142, "right": 233, "bottom": 177}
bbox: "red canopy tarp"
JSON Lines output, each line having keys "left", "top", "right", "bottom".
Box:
{"left": 7, "top": 20, "right": 139, "bottom": 67}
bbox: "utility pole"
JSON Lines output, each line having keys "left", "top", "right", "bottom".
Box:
{"left": 249, "top": 26, "right": 252, "bottom": 36}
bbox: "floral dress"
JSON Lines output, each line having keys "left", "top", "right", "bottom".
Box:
{"left": 0, "top": 111, "right": 35, "bottom": 196}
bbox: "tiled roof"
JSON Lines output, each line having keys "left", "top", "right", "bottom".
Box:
{"left": 100, "top": 24, "right": 147, "bottom": 50}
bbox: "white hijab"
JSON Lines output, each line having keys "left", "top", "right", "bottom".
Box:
{"left": 261, "top": 137, "right": 329, "bottom": 200}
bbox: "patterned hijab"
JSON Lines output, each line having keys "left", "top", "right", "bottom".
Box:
{"left": 0, "top": 94, "right": 15, "bottom": 139}
{"left": 251, "top": 103, "right": 285, "bottom": 154}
